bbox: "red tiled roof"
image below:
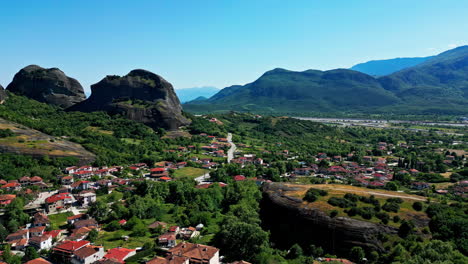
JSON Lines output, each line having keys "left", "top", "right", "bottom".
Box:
{"left": 53, "top": 240, "right": 90, "bottom": 253}
{"left": 24, "top": 257, "right": 52, "bottom": 264}
{"left": 103, "top": 247, "right": 136, "bottom": 263}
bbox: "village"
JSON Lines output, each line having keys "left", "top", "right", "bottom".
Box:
{"left": 0, "top": 128, "right": 466, "bottom": 264}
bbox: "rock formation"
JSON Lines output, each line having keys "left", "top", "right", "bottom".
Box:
{"left": 6, "top": 65, "right": 86, "bottom": 108}
{"left": 261, "top": 183, "right": 397, "bottom": 254}
{"left": 68, "top": 69, "right": 191, "bottom": 130}
{"left": 0, "top": 84, "right": 6, "bottom": 104}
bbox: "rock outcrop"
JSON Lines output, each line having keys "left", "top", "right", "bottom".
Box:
{"left": 6, "top": 65, "right": 86, "bottom": 108}
{"left": 68, "top": 69, "right": 191, "bottom": 130}
{"left": 261, "top": 183, "right": 397, "bottom": 254}
{"left": 0, "top": 84, "right": 6, "bottom": 104}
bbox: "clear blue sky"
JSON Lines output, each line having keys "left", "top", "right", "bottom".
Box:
{"left": 1, "top": 0, "right": 467, "bottom": 94}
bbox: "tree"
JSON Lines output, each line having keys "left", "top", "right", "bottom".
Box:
{"left": 398, "top": 220, "right": 414, "bottom": 238}
{"left": 88, "top": 200, "right": 110, "bottom": 222}
{"left": 0, "top": 224, "right": 9, "bottom": 241}
{"left": 385, "top": 181, "right": 399, "bottom": 191}
{"left": 412, "top": 201, "right": 423, "bottom": 211}
{"left": 350, "top": 246, "right": 365, "bottom": 263}
{"left": 23, "top": 247, "right": 39, "bottom": 262}
{"left": 88, "top": 229, "right": 99, "bottom": 242}
{"left": 287, "top": 244, "right": 303, "bottom": 259}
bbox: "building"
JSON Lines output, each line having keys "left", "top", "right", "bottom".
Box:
{"left": 29, "top": 234, "right": 53, "bottom": 250}
{"left": 75, "top": 190, "right": 97, "bottom": 206}
{"left": 0, "top": 194, "right": 16, "bottom": 207}
{"left": 158, "top": 232, "right": 177, "bottom": 248}
{"left": 168, "top": 242, "right": 220, "bottom": 264}
{"left": 102, "top": 247, "right": 136, "bottom": 263}
{"left": 147, "top": 256, "right": 189, "bottom": 264}
{"left": 52, "top": 240, "right": 91, "bottom": 263}
{"left": 71, "top": 245, "right": 105, "bottom": 264}
{"left": 29, "top": 226, "right": 46, "bottom": 237}
{"left": 24, "top": 258, "right": 53, "bottom": 264}
{"left": 68, "top": 214, "right": 87, "bottom": 225}
{"left": 32, "top": 212, "right": 50, "bottom": 227}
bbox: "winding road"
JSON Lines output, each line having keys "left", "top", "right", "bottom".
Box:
{"left": 227, "top": 133, "right": 236, "bottom": 163}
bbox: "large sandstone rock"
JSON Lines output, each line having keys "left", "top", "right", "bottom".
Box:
{"left": 68, "top": 69, "right": 190, "bottom": 130}
{"left": 6, "top": 65, "right": 86, "bottom": 108}
{"left": 0, "top": 84, "right": 6, "bottom": 104}
{"left": 261, "top": 183, "right": 397, "bottom": 254}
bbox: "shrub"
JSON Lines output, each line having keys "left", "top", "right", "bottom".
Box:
{"left": 383, "top": 202, "right": 400, "bottom": 213}
{"left": 412, "top": 201, "right": 423, "bottom": 211}
{"left": 330, "top": 210, "right": 338, "bottom": 218}
{"left": 303, "top": 188, "right": 328, "bottom": 202}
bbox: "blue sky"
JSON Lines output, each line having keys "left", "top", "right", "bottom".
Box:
{"left": 1, "top": 0, "right": 467, "bottom": 94}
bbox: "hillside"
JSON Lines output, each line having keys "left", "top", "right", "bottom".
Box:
{"left": 350, "top": 56, "right": 433, "bottom": 76}
{"left": 185, "top": 46, "right": 468, "bottom": 115}
{"left": 0, "top": 117, "right": 95, "bottom": 164}
{"left": 185, "top": 68, "right": 400, "bottom": 113}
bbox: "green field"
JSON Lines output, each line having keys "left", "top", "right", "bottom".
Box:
{"left": 172, "top": 167, "right": 208, "bottom": 179}
{"left": 48, "top": 212, "right": 74, "bottom": 229}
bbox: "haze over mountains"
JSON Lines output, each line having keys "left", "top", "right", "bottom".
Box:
{"left": 350, "top": 56, "right": 434, "bottom": 76}
{"left": 175, "top": 86, "right": 220, "bottom": 103}
{"left": 184, "top": 46, "right": 468, "bottom": 115}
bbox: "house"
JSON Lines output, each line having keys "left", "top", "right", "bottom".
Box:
{"left": 6, "top": 229, "right": 29, "bottom": 241}
{"left": 32, "top": 212, "right": 50, "bottom": 227}
{"left": 148, "top": 221, "right": 168, "bottom": 231}
{"left": 44, "top": 229, "right": 64, "bottom": 241}
{"left": 71, "top": 245, "right": 105, "bottom": 264}
{"left": 1, "top": 182, "right": 22, "bottom": 192}
{"left": 169, "top": 226, "right": 180, "bottom": 234}
{"left": 24, "top": 258, "right": 53, "bottom": 264}
{"left": 74, "top": 170, "right": 93, "bottom": 180}
{"left": 52, "top": 240, "right": 90, "bottom": 263}
{"left": 159, "top": 176, "right": 172, "bottom": 182}
{"left": 102, "top": 247, "right": 136, "bottom": 263}
{"left": 45, "top": 193, "right": 72, "bottom": 213}
{"left": 29, "top": 226, "right": 46, "bottom": 237}
{"left": 62, "top": 176, "right": 74, "bottom": 185}
{"left": 168, "top": 242, "right": 220, "bottom": 264}
{"left": 147, "top": 256, "right": 189, "bottom": 264}
{"left": 75, "top": 190, "right": 97, "bottom": 207}
{"left": 321, "top": 258, "right": 354, "bottom": 264}
{"left": 19, "top": 176, "right": 31, "bottom": 185}
{"left": 411, "top": 182, "right": 430, "bottom": 190}
{"left": 180, "top": 227, "right": 198, "bottom": 240}
{"left": 69, "top": 227, "right": 94, "bottom": 241}
{"left": 0, "top": 194, "right": 16, "bottom": 207}
{"left": 29, "top": 234, "right": 53, "bottom": 250}
{"left": 158, "top": 232, "right": 177, "bottom": 248}
{"left": 233, "top": 175, "right": 246, "bottom": 181}
{"left": 30, "top": 176, "right": 43, "bottom": 184}
{"left": 74, "top": 219, "right": 98, "bottom": 229}
{"left": 65, "top": 166, "right": 79, "bottom": 174}
{"left": 71, "top": 181, "right": 91, "bottom": 191}
{"left": 68, "top": 214, "right": 87, "bottom": 225}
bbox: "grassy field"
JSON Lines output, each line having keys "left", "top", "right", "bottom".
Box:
{"left": 172, "top": 167, "right": 208, "bottom": 179}
{"left": 284, "top": 184, "right": 429, "bottom": 227}
{"left": 94, "top": 229, "right": 155, "bottom": 249}
{"left": 48, "top": 212, "right": 74, "bottom": 229}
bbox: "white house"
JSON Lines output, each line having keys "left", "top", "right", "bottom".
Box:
{"left": 29, "top": 235, "right": 53, "bottom": 250}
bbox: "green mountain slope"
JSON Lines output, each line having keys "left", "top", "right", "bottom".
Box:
{"left": 185, "top": 46, "right": 468, "bottom": 115}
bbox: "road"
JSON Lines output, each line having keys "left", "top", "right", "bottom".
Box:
{"left": 25, "top": 190, "right": 58, "bottom": 209}
{"left": 332, "top": 187, "right": 427, "bottom": 201}
{"left": 227, "top": 133, "right": 236, "bottom": 163}
{"left": 195, "top": 172, "right": 211, "bottom": 184}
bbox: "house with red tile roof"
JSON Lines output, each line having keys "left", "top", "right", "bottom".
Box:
{"left": 29, "top": 234, "right": 52, "bottom": 250}
{"left": 233, "top": 175, "right": 246, "bottom": 181}
{"left": 62, "top": 175, "right": 74, "bottom": 185}
{"left": 0, "top": 194, "right": 16, "bottom": 207}
{"left": 71, "top": 245, "right": 105, "bottom": 264}
{"left": 45, "top": 193, "right": 72, "bottom": 213}
{"left": 32, "top": 212, "right": 50, "bottom": 227}
{"left": 158, "top": 232, "right": 177, "bottom": 248}
{"left": 29, "top": 225, "right": 46, "bottom": 237}
{"left": 168, "top": 242, "right": 219, "bottom": 264}
{"left": 52, "top": 240, "right": 90, "bottom": 262}
{"left": 146, "top": 255, "right": 189, "bottom": 264}
{"left": 68, "top": 214, "right": 87, "bottom": 225}
{"left": 1, "top": 182, "right": 21, "bottom": 191}
{"left": 102, "top": 247, "right": 136, "bottom": 263}
{"left": 24, "top": 257, "right": 53, "bottom": 264}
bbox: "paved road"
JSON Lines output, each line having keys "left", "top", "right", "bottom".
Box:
{"left": 227, "top": 133, "right": 236, "bottom": 163}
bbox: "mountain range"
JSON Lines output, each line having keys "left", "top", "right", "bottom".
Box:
{"left": 350, "top": 56, "right": 434, "bottom": 76}
{"left": 175, "top": 86, "right": 220, "bottom": 103}
{"left": 184, "top": 46, "right": 468, "bottom": 115}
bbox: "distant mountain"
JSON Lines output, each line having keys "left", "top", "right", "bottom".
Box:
{"left": 68, "top": 69, "right": 190, "bottom": 130}
{"left": 351, "top": 56, "right": 433, "bottom": 76}
{"left": 175, "top": 87, "right": 220, "bottom": 103}
{"left": 184, "top": 68, "right": 400, "bottom": 113}
{"left": 185, "top": 46, "right": 468, "bottom": 115}
{"left": 6, "top": 65, "right": 86, "bottom": 108}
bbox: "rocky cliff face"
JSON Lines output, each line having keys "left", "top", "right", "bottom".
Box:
{"left": 0, "top": 84, "right": 6, "bottom": 104}
{"left": 261, "top": 183, "right": 397, "bottom": 254}
{"left": 68, "top": 69, "right": 191, "bottom": 130}
{"left": 6, "top": 65, "right": 86, "bottom": 108}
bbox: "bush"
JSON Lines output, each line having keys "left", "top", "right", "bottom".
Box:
{"left": 393, "top": 215, "right": 400, "bottom": 223}
{"left": 330, "top": 210, "right": 338, "bottom": 218}
{"left": 347, "top": 207, "right": 358, "bottom": 217}
{"left": 387, "top": 198, "right": 403, "bottom": 204}
{"left": 412, "top": 201, "right": 423, "bottom": 211}
{"left": 382, "top": 202, "right": 400, "bottom": 213}
{"left": 328, "top": 197, "right": 356, "bottom": 208}
{"left": 303, "top": 188, "right": 328, "bottom": 202}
